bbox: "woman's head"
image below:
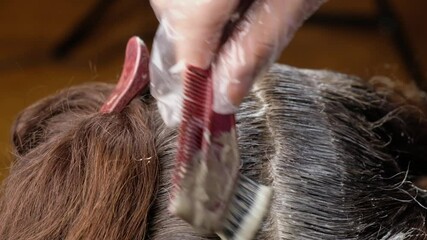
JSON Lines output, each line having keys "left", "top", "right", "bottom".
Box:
{"left": 1, "top": 64, "right": 427, "bottom": 239}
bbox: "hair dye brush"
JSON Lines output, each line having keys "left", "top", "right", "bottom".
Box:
{"left": 169, "top": 66, "right": 273, "bottom": 240}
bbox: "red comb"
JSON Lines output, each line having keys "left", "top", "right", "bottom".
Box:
{"left": 100, "top": 36, "right": 150, "bottom": 113}
{"left": 170, "top": 65, "right": 241, "bottom": 231}
{"left": 174, "top": 66, "right": 211, "bottom": 169}
{"left": 170, "top": 65, "right": 272, "bottom": 239}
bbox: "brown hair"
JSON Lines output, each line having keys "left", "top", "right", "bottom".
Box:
{"left": 1, "top": 83, "right": 167, "bottom": 239}
{"left": 1, "top": 64, "right": 427, "bottom": 239}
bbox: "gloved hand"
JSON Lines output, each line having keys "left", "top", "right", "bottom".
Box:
{"left": 149, "top": 0, "right": 326, "bottom": 126}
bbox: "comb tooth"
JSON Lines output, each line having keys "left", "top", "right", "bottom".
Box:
{"left": 99, "top": 36, "right": 150, "bottom": 113}
{"left": 183, "top": 68, "right": 209, "bottom": 99}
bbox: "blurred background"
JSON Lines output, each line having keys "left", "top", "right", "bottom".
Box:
{"left": 1, "top": 0, "right": 426, "bottom": 180}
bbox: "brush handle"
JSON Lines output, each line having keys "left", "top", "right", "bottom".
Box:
{"left": 100, "top": 37, "right": 150, "bottom": 113}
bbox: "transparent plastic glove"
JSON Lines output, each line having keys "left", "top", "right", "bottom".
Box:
{"left": 149, "top": 0, "right": 326, "bottom": 126}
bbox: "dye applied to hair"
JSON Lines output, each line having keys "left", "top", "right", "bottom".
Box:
{"left": 1, "top": 64, "right": 427, "bottom": 239}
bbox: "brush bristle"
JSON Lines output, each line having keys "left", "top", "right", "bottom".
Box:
{"left": 217, "top": 174, "right": 273, "bottom": 240}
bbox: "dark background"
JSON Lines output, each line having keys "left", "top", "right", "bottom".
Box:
{"left": 1, "top": 0, "right": 426, "bottom": 180}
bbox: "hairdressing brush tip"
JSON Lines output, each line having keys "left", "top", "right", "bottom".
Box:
{"left": 217, "top": 174, "right": 273, "bottom": 240}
